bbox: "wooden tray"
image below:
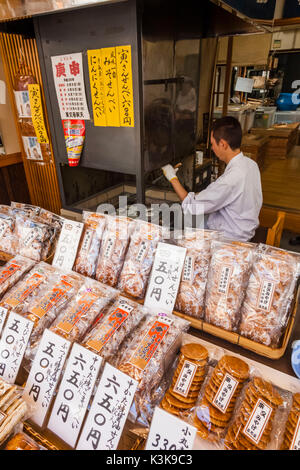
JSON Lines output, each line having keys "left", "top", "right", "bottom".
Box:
{"left": 172, "top": 285, "right": 300, "bottom": 360}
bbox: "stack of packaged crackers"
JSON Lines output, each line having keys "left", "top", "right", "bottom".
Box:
{"left": 160, "top": 343, "right": 208, "bottom": 416}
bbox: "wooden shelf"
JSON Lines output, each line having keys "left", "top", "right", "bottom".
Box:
{"left": 0, "top": 152, "right": 22, "bottom": 168}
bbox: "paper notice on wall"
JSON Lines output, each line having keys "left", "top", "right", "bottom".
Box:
{"left": 51, "top": 52, "right": 90, "bottom": 120}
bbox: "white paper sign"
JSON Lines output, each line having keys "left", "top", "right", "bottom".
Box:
{"left": 13, "top": 90, "right": 31, "bottom": 117}
{"left": 51, "top": 52, "right": 90, "bottom": 120}
{"left": 146, "top": 407, "right": 197, "bottom": 450}
{"left": 0, "top": 307, "right": 8, "bottom": 337}
{"left": 23, "top": 329, "right": 71, "bottom": 428}
{"left": 76, "top": 363, "right": 138, "bottom": 450}
{"left": 243, "top": 398, "right": 272, "bottom": 445}
{"left": 0, "top": 311, "right": 34, "bottom": 383}
{"left": 48, "top": 343, "right": 102, "bottom": 448}
{"left": 290, "top": 416, "right": 300, "bottom": 450}
{"left": 144, "top": 242, "right": 186, "bottom": 314}
{"left": 22, "top": 136, "right": 43, "bottom": 161}
{"left": 52, "top": 218, "right": 83, "bottom": 271}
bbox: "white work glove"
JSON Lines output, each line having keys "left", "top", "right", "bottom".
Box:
{"left": 162, "top": 164, "right": 179, "bottom": 182}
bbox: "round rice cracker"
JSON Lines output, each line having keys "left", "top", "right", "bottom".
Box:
{"left": 234, "top": 416, "right": 271, "bottom": 450}
{"left": 160, "top": 397, "right": 181, "bottom": 416}
{"left": 292, "top": 393, "right": 300, "bottom": 409}
{"left": 252, "top": 377, "right": 283, "bottom": 407}
{"left": 169, "top": 387, "right": 200, "bottom": 402}
{"left": 218, "top": 355, "right": 250, "bottom": 381}
{"left": 197, "top": 396, "right": 231, "bottom": 427}
{"left": 225, "top": 426, "right": 257, "bottom": 451}
{"left": 165, "top": 391, "right": 195, "bottom": 409}
{"left": 180, "top": 343, "right": 208, "bottom": 362}
{"left": 288, "top": 409, "right": 300, "bottom": 428}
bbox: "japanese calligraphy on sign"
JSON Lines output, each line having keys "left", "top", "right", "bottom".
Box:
{"left": 146, "top": 407, "right": 196, "bottom": 450}
{"left": 257, "top": 280, "right": 275, "bottom": 312}
{"left": 213, "top": 372, "right": 239, "bottom": 413}
{"left": 48, "top": 343, "right": 102, "bottom": 448}
{"left": 23, "top": 329, "right": 71, "bottom": 427}
{"left": 173, "top": 360, "right": 197, "bottom": 398}
{"left": 76, "top": 363, "right": 138, "bottom": 450}
{"left": 0, "top": 307, "right": 8, "bottom": 337}
{"left": 144, "top": 242, "right": 186, "bottom": 314}
{"left": 217, "top": 265, "right": 232, "bottom": 296}
{"left": 101, "top": 47, "right": 120, "bottom": 127}
{"left": 116, "top": 45, "right": 134, "bottom": 127}
{"left": 51, "top": 53, "right": 90, "bottom": 120}
{"left": 243, "top": 398, "right": 272, "bottom": 445}
{"left": 52, "top": 219, "right": 83, "bottom": 271}
{"left": 28, "top": 84, "right": 49, "bottom": 144}
{"left": 0, "top": 312, "right": 34, "bottom": 383}
{"left": 87, "top": 49, "right": 106, "bottom": 127}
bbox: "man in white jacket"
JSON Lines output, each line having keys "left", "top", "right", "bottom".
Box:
{"left": 162, "top": 116, "right": 263, "bottom": 241}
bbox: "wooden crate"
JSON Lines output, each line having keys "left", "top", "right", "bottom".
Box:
{"left": 172, "top": 285, "right": 300, "bottom": 360}
{"left": 251, "top": 122, "right": 300, "bottom": 159}
{"left": 241, "top": 134, "right": 268, "bottom": 170}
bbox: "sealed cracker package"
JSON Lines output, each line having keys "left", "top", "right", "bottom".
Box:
{"left": 0, "top": 378, "right": 30, "bottom": 447}
{"left": 160, "top": 342, "right": 209, "bottom": 419}
{"left": 193, "top": 354, "right": 250, "bottom": 442}
{"left": 15, "top": 214, "right": 56, "bottom": 262}
{"left": 50, "top": 279, "right": 117, "bottom": 344}
{"left": 0, "top": 255, "right": 35, "bottom": 300}
{"left": 175, "top": 230, "right": 219, "bottom": 319}
{"left": 280, "top": 392, "right": 300, "bottom": 450}
{"left": 239, "top": 245, "right": 300, "bottom": 348}
{"left": 81, "top": 295, "right": 147, "bottom": 364}
{"left": 116, "top": 313, "right": 190, "bottom": 427}
{"left": 205, "top": 240, "right": 255, "bottom": 332}
{"left": 118, "top": 221, "right": 163, "bottom": 299}
{"left": 23, "top": 271, "right": 83, "bottom": 363}
{"left": 0, "top": 262, "right": 58, "bottom": 316}
{"left": 224, "top": 375, "right": 288, "bottom": 450}
{"left": 73, "top": 212, "right": 106, "bottom": 278}
{"left": 95, "top": 216, "right": 135, "bottom": 287}
{"left": 0, "top": 206, "right": 18, "bottom": 255}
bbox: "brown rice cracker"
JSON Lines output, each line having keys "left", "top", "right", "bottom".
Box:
{"left": 218, "top": 355, "right": 250, "bottom": 381}
{"left": 180, "top": 343, "right": 208, "bottom": 362}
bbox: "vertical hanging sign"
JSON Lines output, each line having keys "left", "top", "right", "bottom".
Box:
{"left": 116, "top": 45, "right": 134, "bottom": 127}
{"left": 51, "top": 53, "right": 90, "bottom": 120}
{"left": 28, "top": 84, "right": 49, "bottom": 144}
{"left": 87, "top": 49, "right": 106, "bottom": 127}
{"left": 101, "top": 47, "right": 120, "bottom": 127}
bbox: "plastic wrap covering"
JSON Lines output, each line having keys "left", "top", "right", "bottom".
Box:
{"left": 239, "top": 245, "right": 300, "bottom": 348}
{"left": 175, "top": 230, "right": 219, "bottom": 319}
{"left": 81, "top": 295, "right": 147, "bottom": 364}
{"left": 118, "top": 221, "right": 163, "bottom": 299}
{"left": 224, "top": 377, "right": 284, "bottom": 450}
{"left": 50, "top": 279, "right": 117, "bottom": 343}
{"left": 0, "top": 206, "right": 18, "bottom": 255}
{"left": 116, "top": 313, "right": 190, "bottom": 426}
{"left": 23, "top": 271, "right": 83, "bottom": 353}
{"left": 0, "top": 378, "right": 29, "bottom": 447}
{"left": 73, "top": 212, "right": 106, "bottom": 278}
{"left": 160, "top": 343, "right": 208, "bottom": 417}
{"left": 0, "top": 262, "right": 58, "bottom": 316}
{"left": 15, "top": 214, "right": 56, "bottom": 262}
{"left": 95, "top": 216, "right": 135, "bottom": 287}
{"left": 194, "top": 355, "right": 249, "bottom": 441}
{"left": 205, "top": 240, "right": 255, "bottom": 332}
{"left": 4, "top": 432, "right": 43, "bottom": 450}
{"left": 0, "top": 256, "right": 35, "bottom": 300}
{"left": 281, "top": 393, "right": 300, "bottom": 450}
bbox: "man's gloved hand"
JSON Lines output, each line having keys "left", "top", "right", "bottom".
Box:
{"left": 161, "top": 164, "right": 179, "bottom": 182}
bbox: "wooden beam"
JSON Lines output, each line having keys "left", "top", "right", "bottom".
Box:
{"left": 222, "top": 35, "right": 233, "bottom": 117}
{"left": 0, "top": 152, "right": 22, "bottom": 168}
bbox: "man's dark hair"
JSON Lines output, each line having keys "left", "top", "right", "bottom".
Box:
{"left": 211, "top": 116, "right": 242, "bottom": 150}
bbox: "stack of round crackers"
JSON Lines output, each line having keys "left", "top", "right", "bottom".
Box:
{"left": 281, "top": 393, "right": 300, "bottom": 450}
{"left": 224, "top": 377, "right": 283, "bottom": 450}
{"left": 160, "top": 343, "right": 208, "bottom": 416}
{"left": 194, "top": 355, "right": 249, "bottom": 439}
